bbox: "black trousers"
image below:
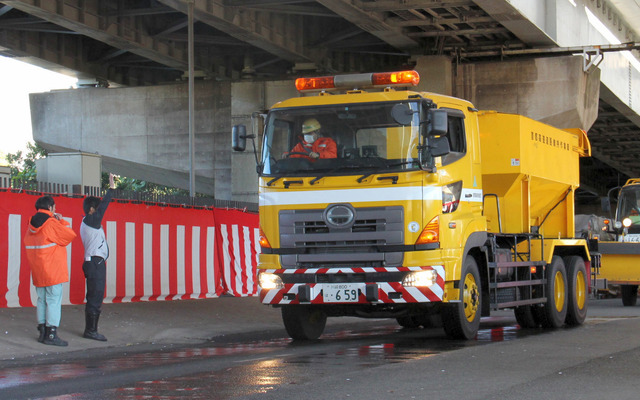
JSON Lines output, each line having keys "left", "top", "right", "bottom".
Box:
{"left": 83, "top": 256, "right": 106, "bottom": 314}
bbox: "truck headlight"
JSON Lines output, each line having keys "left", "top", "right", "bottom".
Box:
{"left": 402, "top": 270, "right": 437, "bottom": 287}
{"left": 623, "top": 218, "right": 632, "bottom": 228}
{"left": 258, "top": 273, "right": 284, "bottom": 290}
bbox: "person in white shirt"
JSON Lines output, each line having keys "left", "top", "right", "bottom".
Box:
{"left": 80, "top": 173, "right": 116, "bottom": 341}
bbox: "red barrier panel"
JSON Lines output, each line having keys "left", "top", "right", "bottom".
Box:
{"left": 0, "top": 191, "right": 259, "bottom": 308}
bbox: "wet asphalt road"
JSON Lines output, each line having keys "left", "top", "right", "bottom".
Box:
{"left": 2, "top": 298, "right": 640, "bottom": 399}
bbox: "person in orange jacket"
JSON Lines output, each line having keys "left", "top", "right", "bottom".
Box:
{"left": 24, "top": 195, "right": 77, "bottom": 346}
{"left": 285, "top": 118, "right": 337, "bottom": 160}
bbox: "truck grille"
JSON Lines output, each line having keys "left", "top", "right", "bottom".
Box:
{"left": 297, "top": 218, "right": 381, "bottom": 234}
{"left": 279, "top": 206, "right": 404, "bottom": 268}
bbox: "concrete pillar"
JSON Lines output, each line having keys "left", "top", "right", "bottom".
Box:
{"left": 413, "top": 56, "right": 453, "bottom": 96}
{"left": 230, "top": 80, "right": 299, "bottom": 203}
{"left": 454, "top": 55, "right": 600, "bottom": 131}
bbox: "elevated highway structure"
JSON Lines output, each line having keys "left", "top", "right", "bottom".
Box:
{"left": 0, "top": 0, "right": 639, "bottom": 202}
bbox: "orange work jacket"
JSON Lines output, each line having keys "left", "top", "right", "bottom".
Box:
{"left": 289, "top": 137, "right": 337, "bottom": 160}
{"left": 24, "top": 210, "right": 77, "bottom": 287}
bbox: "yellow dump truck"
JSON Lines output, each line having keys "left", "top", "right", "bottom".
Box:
{"left": 233, "top": 70, "right": 594, "bottom": 340}
{"left": 598, "top": 179, "right": 640, "bottom": 305}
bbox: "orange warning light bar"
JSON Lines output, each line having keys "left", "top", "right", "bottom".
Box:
{"left": 371, "top": 70, "right": 420, "bottom": 87}
{"left": 295, "top": 70, "right": 420, "bottom": 92}
{"left": 295, "top": 75, "right": 335, "bottom": 92}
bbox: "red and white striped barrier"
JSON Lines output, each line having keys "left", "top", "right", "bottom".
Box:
{"left": 0, "top": 191, "right": 259, "bottom": 308}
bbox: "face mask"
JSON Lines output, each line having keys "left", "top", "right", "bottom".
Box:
{"left": 304, "top": 134, "right": 316, "bottom": 144}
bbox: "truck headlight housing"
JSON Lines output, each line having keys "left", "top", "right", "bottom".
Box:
{"left": 258, "top": 273, "right": 283, "bottom": 290}
{"left": 402, "top": 270, "right": 437, "bottom": 287}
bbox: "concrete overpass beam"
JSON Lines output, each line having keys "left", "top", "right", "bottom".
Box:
{"left": 2, "top": 0, "right": 190, "bottom": 73}
{"left": 30, "top": 81, "right": 232, "bottom": 199}
{"left": 157, "top": 0, "right": 312, "bottom": 64}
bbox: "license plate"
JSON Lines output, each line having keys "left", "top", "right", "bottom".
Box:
{"left": 623, "top": 234, "right": 640, "bottom": 243}
{"left": 322, "top": 284, "right": 360, "bottom": 303}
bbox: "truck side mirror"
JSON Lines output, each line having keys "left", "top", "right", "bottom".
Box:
{"left": 601, "top": 196, "right": 611, "bottom": 214}
{"left": 232, "top": 125, "right": 247, "bottom": 151}
{"left": 427, "top": 109, "right": 448, "bottom": 136}
{"left": 429, "top": 135, "right": 450, "bottom": 157}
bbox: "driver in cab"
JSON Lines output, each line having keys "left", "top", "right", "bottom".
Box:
{"left": 285, "top": 118, "right": 337, "bottom": 160}
{"left": 628, "top": 198, "right": 640, "bottom": 224}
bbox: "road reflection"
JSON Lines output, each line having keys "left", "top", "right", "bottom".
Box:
{"left": 0, "top": 318, "right": 530, "bottom": 399}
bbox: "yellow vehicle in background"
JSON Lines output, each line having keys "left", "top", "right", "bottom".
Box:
{"left": 599, "top": 179, "right": 640, "bottom": 305}
{"left": 233, "top": 70, "right": 594, "bottom": 340}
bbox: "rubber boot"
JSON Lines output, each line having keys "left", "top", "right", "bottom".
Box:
{"left": 37, "top": 323, "right": 45, "bottom": 343}
{"left": 83, "top": 312, "right": 107, "bottom": 341}
{"left": 43, "top": 326, "right": 68, "bottom": 347}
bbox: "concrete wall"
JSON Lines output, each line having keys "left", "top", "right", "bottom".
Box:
{"left": 30, "top": 79, "right": 301, "bottom": 202}
{"left": 454, "top": 55, "right": 600, "bottom": 130}
{"left": 30, "top": 81, "right": 231, "bottom": 198}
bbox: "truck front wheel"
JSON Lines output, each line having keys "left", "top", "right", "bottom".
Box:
{"left": 281, "top": 306, "right": 327, "bottom": 340}
{"left": 442, "top": 257, "right": 481, "bottom": 340}
{"left": 621, "top": 285, "right": 638, "bottom": 307}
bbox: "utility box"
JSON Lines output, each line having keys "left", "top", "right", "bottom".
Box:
{"left": 0, "top": 165, "right": 10, "bottom": 188}
{"left": 36, "top": 152, "right": 102, "bottom": 193}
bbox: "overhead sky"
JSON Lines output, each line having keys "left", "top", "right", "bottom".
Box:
{"left": 0, "top": 56, "right": 76, "bottom": 161}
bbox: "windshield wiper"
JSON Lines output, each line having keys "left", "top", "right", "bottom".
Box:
{"left": 357, "top": 172, "right": 374, "bottom": 183}
{"left": 357, "top": 160, "right": 418, "bottom": 183}
{"left": 309, "top": 164, "right": 366, "bottom": 185}
{"left": 267, "top": 176, "right": 284, "bottom": 186}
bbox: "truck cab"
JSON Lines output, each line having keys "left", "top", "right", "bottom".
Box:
{"left": 598, "top": 179, "right": 640, "bottom": 305}
{"left": 614, "top": 179, "right": 640, "bottom": 240}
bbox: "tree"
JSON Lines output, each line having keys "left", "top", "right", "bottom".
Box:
{"left": 100, "top": 173, "right": 194, "bottom": 196}
{"left": 6, "top": 142, "right": 47, "bottom": 182}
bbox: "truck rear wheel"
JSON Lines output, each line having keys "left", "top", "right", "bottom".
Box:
{"left": 282, "top": 306, "right": 327, "bottom": 340}
{"left": 442, "top": 257, "right": 481, "bottom": 340}
{"left": 564, "top": 256, "right": 588, "bottom": 325}
{"left": 621, "top": 285, "right": 638, "bottom": 306}
{"left": 535, "top": 256, "right": 568, "bottom": 328}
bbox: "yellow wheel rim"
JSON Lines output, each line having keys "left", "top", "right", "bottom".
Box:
{"left": 553, "top": 270, "right": 566, "bottom": 312}
{"left": 575, "top": 270, "right": 586, "bottom": 310}
{"left": 463, "top": 272, "right": 479, "bottom": 322}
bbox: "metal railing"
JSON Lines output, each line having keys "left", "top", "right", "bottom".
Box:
{"left": 0, "top": 179, "right": 258, "bottom": 213}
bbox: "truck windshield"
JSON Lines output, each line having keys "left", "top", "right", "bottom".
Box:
{"left": 617, "top": 185, "right": 640, "bottom": 232}
{"left": 260, "top": 101, "right": 421, "bottom": 176}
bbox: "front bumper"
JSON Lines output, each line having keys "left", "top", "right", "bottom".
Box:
{"left": 258, "top": 266, "right": 445, "bottom": 305}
